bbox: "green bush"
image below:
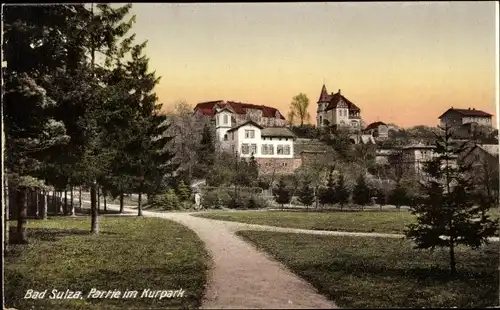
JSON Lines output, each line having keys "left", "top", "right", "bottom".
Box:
{"left": 201, "top": 190, "right": 231, "bottom": 209}
{"left": 148, "top": 189, "right": 181, "bottom": 210}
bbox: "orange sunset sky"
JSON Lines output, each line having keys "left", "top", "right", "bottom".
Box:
{"left": 126, "top": 2, "right": 498, "bottom": 128}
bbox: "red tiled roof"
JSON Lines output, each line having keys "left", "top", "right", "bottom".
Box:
{"left": 194, "top": 100, "right": 286, "bottom": 120}
{"left": 325, "top": 92, "right": 360, "bottom": 111}
{"left": 317, "top": 84, "right": 331, "bottom": 103}
{"left": 438, "top": 107, "right": 493, "bottom": 119}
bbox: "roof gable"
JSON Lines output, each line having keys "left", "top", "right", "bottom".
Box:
{"left": 261, "top": 127, "right": 296, "bottom": 138}
{"left": 226, "top": 120, "right": 264, "bottom": 133}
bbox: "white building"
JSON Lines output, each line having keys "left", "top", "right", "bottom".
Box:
{"left": 222, "top": 120, "right": 301, "bottom": 174}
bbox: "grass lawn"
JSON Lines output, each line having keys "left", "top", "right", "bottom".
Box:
{"left": 238, "top": 230, "right": 499, "bottom": 308}
{"left": 5, "top": 217, "right": 209, "bottom": 310}
{"left": 196, "top": 209, "right": 500, "bottom": 235}
{"left": 196, "top": 210, "right": 414, "bottom": 233}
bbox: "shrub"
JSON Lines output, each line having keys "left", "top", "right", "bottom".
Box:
{"left": 148, "top": 189, "right": 180, "bottom": 210}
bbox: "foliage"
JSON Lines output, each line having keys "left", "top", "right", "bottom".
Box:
{"left": 297, "top": 179, "right": 315, "bottom": 209}
{"left": 318, "top": 167, "right": 336, "bottom": 206}
{"left": 196, "top": 123, "right": 216, "bottom": 178}
{"left": 334, "top": 172, "right": 350, "bottom": 207}
{"left": 290, "top": 124, "right": 319, "bottom": 139}
{"left": 288, "top": 93, "right": 310, "bottom": 126}
{"left": 388, "top": 182, "right": 409, "bottom": 208}
{"left": 176, "top": 180, "right": 191, "bottom": 201}
{"left": 272, "top": 177, "right": 293, "bottom": 208}
{"left": 405, "top": 124, "right": 498, "bottom": 274}
{"left": 352, "top": 174, "right": 371, "bottom": 206}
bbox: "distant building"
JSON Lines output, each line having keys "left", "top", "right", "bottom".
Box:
{"left": 460, "top": 144, "right": 499, "bottom": 171}
{"left": 438, "top": 107, "right": 493, "bottom": 128}
{"left": 193, "top": 100, "right": 287, "bottom": 131}
{"left": 224, "top": 121, "right": 301, "bottom": 175}
{"left": 316, "top": 85, "right": 362, "bottom": 130}
{"left": 400, "top": 144, "right": 437, "bottom": 175}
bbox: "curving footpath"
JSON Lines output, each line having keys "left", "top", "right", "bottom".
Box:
{"left": 72, "top": 199, "right": 500, "bottom": 309}
{"left": 75, "top": 200, "right": 336, "bottom": 309}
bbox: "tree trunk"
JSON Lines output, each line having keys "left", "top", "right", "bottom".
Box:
{"left": 58, "top": 191, "right": 63, "bottom": 214}
{"left": 79, "top": 186, "right": 82, "bottom": 210}
{"left": 90, "top": 181, "right": 99, "bottom": 234}
{"left": 119, "top": 193, "right": 124, "bottom": 213}
{"left": 70, "top": 185, "right": 75, "bottom": 215}
{"left": 35, "top": 189, "right": 40, "bottom": 218}
{"left": 103, "top": 192, "right": 107, "bottom": 212}
{"left": 15, "top": 187, "right": 28, "bottom": 244}
{"left": 64, "top": 190, "right": 68, "bottom": 215}
{"left": 97, "top": 187, "right": 101, "bottom": 212}
{"left": 138, "top": 192, "right": 143, "bottom": 216}
{"left": 449, "top": 240, "right": 457, "bottom": 275}
{"left": 42, "top": 190, "right": 48, "bottom": 220}
{"left": 4, "top": 179, "right": 10, "bottom": 248}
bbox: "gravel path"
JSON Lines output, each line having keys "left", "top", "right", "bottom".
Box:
{"left": 75, "top": 199, "right": 336, "bottom": 308}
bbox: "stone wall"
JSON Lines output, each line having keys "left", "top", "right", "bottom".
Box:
{"left": 255, "top": 157, "right": 302, "bottom": 175}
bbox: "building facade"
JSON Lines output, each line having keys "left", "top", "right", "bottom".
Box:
{"left": 316, "top": 84, "right": 362, "bottom": 130}
{"left": 438, "top": 107, "right": 493, "bottom": 128}
{"left": 223, "top": 121, "right": 301, "bottom": 174}
{"left": 194, "top": 100, "right": 288, "bottom": 129}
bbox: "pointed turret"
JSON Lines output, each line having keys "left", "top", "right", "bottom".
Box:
{"left": 317, "top": 84, "right": 330, "bottom": 103}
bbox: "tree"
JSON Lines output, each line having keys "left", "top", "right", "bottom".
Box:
{"left": 177, "top": 180, "right": 191, "bottom": 202}
{"left": 352, "top": 174, "right": 370, "bottom": 206}
{"left": 297, "top": 179, "right": 315, "bottom": 211}
{"left": 247, "top": 154, "right": 259, "bottom": 184}
{"left": 3, "top": 5, "right": 78, "bottom": 243}
{"left": 334, "top": 172, "right": 350, "bottom": 210}
{"left": 289, "top": 93, "right": 310, "bottom": 127}
{"left": 273, "top": 177, "right": 292, "bottom": 209}
{"left": 196, "top": 123, "right": 216, "bottom": 178}
{"left": 388, "top": 182, "right": 408, "bottom": 209}
{"left": 165, "top": 100, "right": 200, "bottom": 182}
{"left": 322, "top": 127, "right": 353, "bottom": 161}
{"left": 405, "top": 124, "right": 498, "bottom": 275}
{"left": 318, "top": 166, "right": 336, "bottom": 207}
{"left": 122, "top": 43, "right": 178, "bottom": 216}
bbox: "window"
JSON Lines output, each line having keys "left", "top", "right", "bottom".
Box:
{"left": 241, "top": 144, "right": 249, "bottom": 154}
{"left": 223, "top": 114, "right": 228, "bottom": 124}
{"left": 267, "top": 144, "right": 274, "bottom": 155}
{"left": 216, "top": 115, "right": 220, "bottom": 125}
{"left": 250, "top": 144, "right": 257, "bottom": 155}
{"left": 262, "top": 144, "right": 268, "bottom": 155}
{"left": 232, "top": 132, "right": 234, "bottom": 140}
{"left": 224, "top": 134, "right": 228, "bottom": 141}
{"left": 245, "top": 129, "right": 255, "bottom": 138}
{"left": 284, "top": 145, "right": 291, "bottom": 155}
{"left": 232, "top": 145, "right": 235, "bottom": 154}
{"left": 277, "top": 145, "right": 284, "bottom": 155}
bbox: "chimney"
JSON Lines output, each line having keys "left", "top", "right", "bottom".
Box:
{"left": 473, "top": 108, "right": 475, "bottom": 110}
{"left": 468, "top": 107, "right": 471, "bottom": 110}
{"left": 338, "top": 89, "right": 341, "bottom": 94}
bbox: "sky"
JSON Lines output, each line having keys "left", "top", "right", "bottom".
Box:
{"left": 126, "top": 2, "right": 498, "bottom": 128}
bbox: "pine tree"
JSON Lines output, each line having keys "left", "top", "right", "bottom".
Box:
{"left": 3, "top": 5, "right": 77, "bottom": 243}
{"left": 405, "top": 124, "right": 498, "bottom": 274}
{"left": 297, "top": 179, "right": 315, "bottom": 211}
{"left": 273, "top": 177, "right": 292, "bottom": 209}
{"left": 318, "top": 167, "right": 336, "bottom": 207}
{"left": 352, "top": 174, "right": 371, "bottom": 206}
{"left": 197, "top": 123, "right": 215, "bottom": 177}
{"left": 177, "top": 180, "right": 191, "bottom": 201}
{"left": 123, "top": 43, "right": 178, "bottom": 216}
{"left": 334, "top": 172, "right": 350, "bottom": 210}
{"left": 388, "top": 182, "right": 408, "bottom": 209}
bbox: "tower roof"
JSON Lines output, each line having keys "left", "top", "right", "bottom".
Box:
{"left": 317, "top": 84, "right": 331, "bottom": 103}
